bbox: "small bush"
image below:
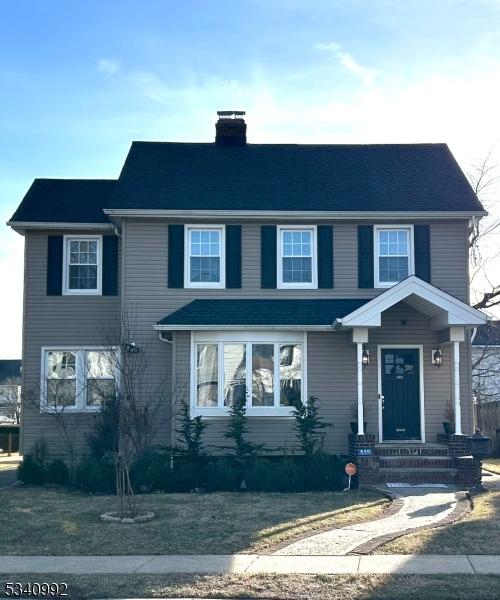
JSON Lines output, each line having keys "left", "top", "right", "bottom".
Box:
{"left": 17, "top": 455, "right": 45, "bottom": 485}
{"left": 204, "top": 458, "right": 241, "bottom": 492}
{"left": 45, "top": 459, "right": 69, "bottom": 485}
{"left": 131, "top": 447, "right": 172, "bottom": 492}
{"left": 74, "top": 456, "right": 115, "bottom": 494}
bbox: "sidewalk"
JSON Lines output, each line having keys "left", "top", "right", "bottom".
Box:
{"left": 0, "top": 554, "right": 498, "bottom": 575}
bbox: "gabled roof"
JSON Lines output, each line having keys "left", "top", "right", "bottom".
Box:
{"left": 155, "top": 299, "right": 369, "bottom": 330}
{"left": 0, "top": 360, "right": 22, "bottom": 385}
{"left": 472, "top": 321, "right": 500, "bottom": 346}
{"left": 109, "top": 142, "right": 484, "bottom": 213}
{"left": 9, "top": 179, "right": 115, "bottom": 225}
{"left": 340, "top": 275, "right": 487, "bottom": 329}
{"left": 8, "top": 142, "right": 485, "bottom": 226}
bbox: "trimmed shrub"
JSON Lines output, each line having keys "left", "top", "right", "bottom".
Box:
{"left": 17, "top": 455, "right": 45, "bottom": 485}
{"left": 45, "top": 459, "right": 70, "bottom": 485}
{"left": 74, "top": 457, "right": 115, "bottom": 494}
{"left": 204, "top": 458, "right": 241, "bottom": 492}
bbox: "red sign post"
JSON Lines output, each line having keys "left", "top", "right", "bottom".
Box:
{"left": 344, "top": 462, "right": 357, "bottom": 490}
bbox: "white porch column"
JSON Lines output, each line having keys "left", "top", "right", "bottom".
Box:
{"left": 453, "top": 341, "right": 462, "bottom": 436}
{"left": 352, "top": 327, "right": 369, "bottom": 436}
{"left": 450, "top": 326, "right": 465, "bottom": 436}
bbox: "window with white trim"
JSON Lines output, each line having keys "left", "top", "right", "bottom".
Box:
{"left": 42, "top": 348, "right": 117, "bottom": 411}
{"left": 185, "top": 226, "right": 225, "bottom": 288}
{"left": 278, "top": 227, "right": 317, "bottom": 288}
{"left": 375, "top": 226, "right": 414, "bottom": 287}
{"left": 63, "top": 236, "right": 102, "bottom": 294}
{"left": 192, "top": 332, "right": 305, "bottom": 416}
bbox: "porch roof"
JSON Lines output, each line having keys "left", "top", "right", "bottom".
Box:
{"left": 155, "top": 298, "right": 369, "bottom": 330}
{"left": 339, "top": 275, "right": 488, "bottom": 329}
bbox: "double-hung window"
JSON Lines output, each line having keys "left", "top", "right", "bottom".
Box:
{"left": 192, "top": 332, "right": 305, "bottom": 416}
{"left": 63, "top": 235, "right": 102, "bottom": 295}
{"left": 42, "top": 348, "right": 117, "bottom": 411}
{"left": 374, "top": 225, "right": 414, "bottom": 287}
{"left": 185, "top": 226, "right": 225, "bottom": 288}
{"left": 278, "top": 226, "right": 317, "bottom": 288}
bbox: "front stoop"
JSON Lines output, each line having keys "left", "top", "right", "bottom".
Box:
{"left": 350, "top": 436, "right": 478, "bottom": 486}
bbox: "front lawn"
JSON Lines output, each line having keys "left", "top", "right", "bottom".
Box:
{"left": 377, "top": 489, "right": 500, "bottom": 554}
{"left": 0, "top": 574, "right": 498, "bottom": 600}
{"left": 0, "top": 486, "right": 387, "bottom": 555}
{"left": 483, "top": 458, "right": 500, "bottom": 475}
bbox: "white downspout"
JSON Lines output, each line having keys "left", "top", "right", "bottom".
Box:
{"left": 357, "top": 342, "right": 364, "bottom": 436}
{"left": 453, "top": 341, "right": 462, "bottom": 435}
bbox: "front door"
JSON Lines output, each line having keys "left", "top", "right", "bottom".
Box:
{"left": 381, "top": 348, "right": 421, "bottom": 441}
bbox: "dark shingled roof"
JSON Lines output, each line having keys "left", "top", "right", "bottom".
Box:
{"left": 0, "top": 360, "right": 22, "bottom": 385}
{"left": 109, "top": 142, "right": 484, "bottom": 213}
{"left": 158, "top": 299, "right": 370, "bottom": 326}
{"left": 472, "top": 321, "right": 500, "bottom": 346}
{"left": 9, "top": 179, "right": 115, "bottom": 224}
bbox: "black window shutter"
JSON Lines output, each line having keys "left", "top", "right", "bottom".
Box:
{"left": 414, "top": 224, "right": 431, "bottom": 282}
{"left": 317, "top": 225, "right": 334, "bottom": 288}
{"left": 261, "top": 225, "right": 277, "bottom": 288}
{"left": 47, "top": 235, "right": 63, "bottom": 295}
{"left": 102, "top": 235, "right": 119, "bottom": 296}
{"left": 168, "top": 224, "right": 185, "bottom": 288}
{"left": 225, "top": 225, "right": 242, "bottom": 288}
{"left": 358, "top": 225, "right": 374, "bottom": 288}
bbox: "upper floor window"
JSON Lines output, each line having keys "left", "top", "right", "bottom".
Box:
{"left": 374, "top": 225, "right": 414, "bottom": 287}
{"left": 185, "top": 226, "right": 225, "bottom": 288}
{"left": 42, "top": 348, "right": 117, "bottom": 412}
{"left": 63, "top": 236, "right": 102, "bottom": 295}
{"left": 277, "top": 226, "right": 317, "bottom": 289}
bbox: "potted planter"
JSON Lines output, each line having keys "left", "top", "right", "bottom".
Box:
{"left": 443, "top": 399, "right": 455, "bottom": 435}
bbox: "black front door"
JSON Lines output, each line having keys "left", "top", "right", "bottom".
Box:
{"left": 381, "top": 349, "right": 421, "bottom": 440}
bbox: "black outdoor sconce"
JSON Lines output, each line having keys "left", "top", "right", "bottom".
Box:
{"left": 362, "top": 348, "right": 370, "bottom": 366}
{"left": 432, "top": 348, "right": 442, "bottom": 367}
{"left": 469, "top": 429, "right": 492, "bottom": 492}
{"left": 124, "top": 342, "right": 140, "bottom": 354}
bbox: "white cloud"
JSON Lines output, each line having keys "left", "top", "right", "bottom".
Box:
{"left": 316, "top": 41, "right": 380, "bottom": 85}
{"left": 96, "top": 58, "right": 120, "bottom": 76}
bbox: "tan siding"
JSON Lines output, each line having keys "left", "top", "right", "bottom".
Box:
{"left": 21, "top": 230, "right": 121, "bottom": 456}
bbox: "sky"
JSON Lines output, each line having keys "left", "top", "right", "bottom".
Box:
{"left": 1, "top": 0, "right": 500, "bottom": 358}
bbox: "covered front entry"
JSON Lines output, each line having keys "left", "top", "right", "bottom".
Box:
{"left": 380, "top": 347, "right": 422, "bottom": 441}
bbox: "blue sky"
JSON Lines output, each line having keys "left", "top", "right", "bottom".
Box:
{"left": 1, "top": 0, "right": 500, "bottom": 357}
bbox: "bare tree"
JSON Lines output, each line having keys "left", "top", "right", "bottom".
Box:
{"left": 0, "top": 376, "right": 21, "bottom": 424}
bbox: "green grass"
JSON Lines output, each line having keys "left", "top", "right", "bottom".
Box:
{"left": 0, "top": 486, "right": 387, "bottom": 555}
{"left": 377, "top": 489, "right": 500, "bottom": 554}
{"left": 483, "top": 458, "right": 500, "bottom": 475}
{"left": 0, "top": 574, "right": 498, "bottom": 600}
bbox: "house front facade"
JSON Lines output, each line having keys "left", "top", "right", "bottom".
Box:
{"left": 8, "top": 112, "right": 488, "bottom": 484}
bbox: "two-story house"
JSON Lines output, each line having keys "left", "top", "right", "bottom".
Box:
{"left": 8, "top": 112, "right": 488, "bottom": 484}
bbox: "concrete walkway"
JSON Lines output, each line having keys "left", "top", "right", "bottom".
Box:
{"left": 275, "top": 485, "right": 467, "bottom": 555}
{"left": 0, "top": 554, "right": 498, "bottom": 574}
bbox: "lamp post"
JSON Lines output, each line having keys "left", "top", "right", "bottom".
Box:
{"left": 468, "top": 429, "right": 492, "bottom": 493}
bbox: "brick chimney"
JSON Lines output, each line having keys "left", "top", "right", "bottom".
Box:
{"left": 215, "top": 111, "right": 247, "bottom": 146}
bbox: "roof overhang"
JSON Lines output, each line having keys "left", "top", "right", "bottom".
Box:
{"left": 104, "top": 209, "right": 487, "bottom": 221}
{"left": 154, "top": 324, "right": 333, "bottom": 331}
{"left": 7, "top": 221, "right": 114, "bottom": 235}
{"left": 339, "top": 275, "right": 488, "bottom": 330}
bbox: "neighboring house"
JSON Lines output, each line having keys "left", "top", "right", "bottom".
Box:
{"left": 7, "top": 112, "right": 488, "bottom": 484}
{"left": 0, "top": 360, "right": 22, "bottom": 424}
{"left": 472, "top": 321, "right": 500, "bottom": 403}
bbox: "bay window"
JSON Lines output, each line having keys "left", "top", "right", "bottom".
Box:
{"left": 192, "top": 332, "right": 305, "bottom": 416}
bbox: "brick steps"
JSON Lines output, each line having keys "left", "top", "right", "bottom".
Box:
{"left": 379, "top": 455, "right": 453, "bottom": 469}
{"left": 379, "top": 467, "right": 458, "bottom": 484}
{"left": 376, "top": 443, "right": 449, "bottom": 457}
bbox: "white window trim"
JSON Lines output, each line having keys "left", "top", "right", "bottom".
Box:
{"left": 40, "top": 346, "right": 119, "bottom": 413}
{"left": 374, "top": 224, "right": 414, "bottom": 288}
{"left": 190, "top": 331, "right": 307, "bottom": 417}
{"left": 277, "top": 225, "right": 318, "bottom": 289}
{"left": 62, "top": 235, "right": 103, "bottom": 295}
{"left": 184, "top": 224, "right": 226, "bottom": 289}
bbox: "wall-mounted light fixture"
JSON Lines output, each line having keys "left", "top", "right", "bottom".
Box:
{"left": 362, "top": 347, "right": 370, "bottom": 366}
{"left": 432, "top": 348, "right": 442, "bottom": 367}
{"left": 124, "top": 342, "right": 140, "bottom": 354}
